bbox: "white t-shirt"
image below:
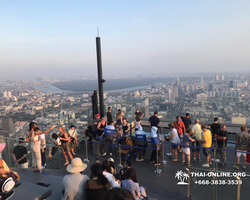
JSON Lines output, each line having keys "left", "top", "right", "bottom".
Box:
{"left": 103, "top": 171, "right": 118, "bottom": 188}
{"left": 68, "top": 129, "right": 79, "bottom": 138}
{"left": 62, "top": 173, "right": 89, "bottom": 200}
{"left": 39, "top": 134, "right": 46, "bottom": 149}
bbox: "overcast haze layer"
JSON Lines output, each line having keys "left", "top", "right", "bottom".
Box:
{"left": 0, "top": 0, "right": 250, "bottom": 79}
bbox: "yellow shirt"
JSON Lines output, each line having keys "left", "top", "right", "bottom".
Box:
{"left": 202, "top": 130, "right": 212, "bottom": 148}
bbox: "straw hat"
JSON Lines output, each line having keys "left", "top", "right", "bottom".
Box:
{"left": 66, "top": 158, "right": 87, "bottom": 173}
{"left": 0, "top": 143, "right": 6, "bottom": 152}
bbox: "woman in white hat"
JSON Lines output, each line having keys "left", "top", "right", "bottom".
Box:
{"left": 62, "top": 158, "right": 89, "bottom": 200}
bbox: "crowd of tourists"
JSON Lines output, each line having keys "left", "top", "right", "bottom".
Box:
{"left": 1, "top": 107, "right": 250, "bottom": 200}
{"left": 61, "top": 158, "right": 147, "bottom": 200}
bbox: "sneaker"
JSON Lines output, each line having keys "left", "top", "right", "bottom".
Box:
{"left": 191, "top": 157, "right": 196, "bottom": 161}
{"left": 102, "top": 153, "right": 106, "bottom": 157}
{"left": 242, "top": 164, "right": 246, "bottom": 169}
{"left": 41, "top": 166, "right": 45, "bottom": 170}
{"left": 233, "top": 165, "right": 239, "bottom": 170}
{"left": 139, "top": 159, "right": 144, "bottom": 162}
{"left": 187, "top": 164, "right": 193, "bottom": 167}
{"left": 182, "top": 161, "right": 186, "bottom": 165}
{"left": 136, "top": 158, "right": 139, "bottom": 162}
{"left": 1, "top": 190, "right": 15, "bottom": 200}
{"left": 197, "top": 158, "right": 201, "bottom": 161}
{"left": 202, "top": 163, "right": 209, "bottom": 167}
{"left": 209, "top": 161, "right": 212, "bottom": 165}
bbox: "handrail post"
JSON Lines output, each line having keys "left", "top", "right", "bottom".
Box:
{"left": 84, "top": 139, "right": 89, "bottom": 162}
{"left": 186, "top": 168, "right": 191, "bottom": 198}
{"left": 212, "top": 139, "right": 219, "bottom": 167}
{"left": 57, "top": 146, "right": 61, "bottom": 170}
{"left": 117, "top": 144, "right": 123, "bottom": 167}
{"left": 236, "top": 176, "right": 241, "bottom": 200}
{"left": 130, "top": 124, "right": 132, "bottom": 137}
{"left": 162, "top": 142, "right": 167, "bottom": 164}
{"left": 154, "top": 144, "right": 162, "bottom": 173}
{"left": 7, "top": 140, "right": 11, "bottom": 167}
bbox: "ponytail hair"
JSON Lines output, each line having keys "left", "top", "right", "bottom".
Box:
{"left": 90, "top": 163, "right": 108, "bottom": 186}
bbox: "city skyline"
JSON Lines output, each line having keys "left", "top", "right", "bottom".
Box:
{"left": 1, "top": 1, "right": 250, "bottom": 79}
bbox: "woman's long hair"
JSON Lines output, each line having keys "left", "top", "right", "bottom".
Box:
{"left": 29, "top": 122, "right": 36, "bottom": 131}
{"left": 59, "top": 126, "right": 66, "bottom": 133}
{"left": 90, "top": 163, "right": 108, "bottom": 186}
{"left": 102, "top": 160, "right": 112, "bottom": 174}
{"left": 128, "top": 169, "right": 137, "bottom": 183}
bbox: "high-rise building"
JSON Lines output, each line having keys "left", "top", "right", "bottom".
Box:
{"left": 7, "top": 91, "right": 12, "bottom": 98}
{"left": 168, "top": 89, "right": 175, "bottom": 102}
{"left": 216, "top": 75, "right": 219, "bottom": 81}
{"left": 173, "top": 85, "right": 178, "bottom": 98}
{"left": 0, "top": 117, "right": 15, "bottom": 134}
{"left": 176, "top": 77, "right": 179, "bottom": 86}
{"left": 2, "top": 91, "right": 7, "bottom": 98}
{"left": 201, "top": 77, "right": 203, "bottom": 88}
{"left": 189, "top": 85, "right": 194, "bottom": 92}
{"left": 221, "top": 76, "right": 225, "bottom": 81}
{"left": 229, "top": 80, "right": 234, "bottom": 88}
{"left": 208, "top": 84, "right": 215, "bottom": 91}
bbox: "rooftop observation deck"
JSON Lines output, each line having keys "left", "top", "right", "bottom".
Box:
{"left": 3, "top": 118, "right": 250, "bottom": 200}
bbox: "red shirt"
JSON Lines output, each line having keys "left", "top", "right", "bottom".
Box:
{"left": 173, "top": 121, "right": 185, "bottom": 135}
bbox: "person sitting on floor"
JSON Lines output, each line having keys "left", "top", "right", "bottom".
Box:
{"left": 0, "top": 143, "right": 20, "bottom": 200}
{"left": 62, "top": 158, "right": 89, "bottom": 200}
{"left": 121, "top": 169, "right": 147, "bottom": 200}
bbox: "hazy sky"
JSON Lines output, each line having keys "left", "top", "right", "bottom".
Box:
{"left": 0, "top": 0, "right": 250, "bottom": 79}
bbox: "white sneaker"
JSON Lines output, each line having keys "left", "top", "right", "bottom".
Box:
{"left": 136, "top": 158, "right": 139, "bottom": 162}
{"left": 202, "top": 163, "right": 209, "bottom": 167}
{"left": 102, "top": 153, "right": 106, "bottom": 157}
{"left": 209, "top": 161, "right": 212, "bottom": 165}
{"left": 140, "top": 159, "right": 144, "bottom": 162}
{"left": 41, "top": 166, "right": 45, "bottom": 170}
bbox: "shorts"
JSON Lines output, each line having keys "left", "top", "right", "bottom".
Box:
{"left": 183, "top": 148, "right": 190, "bottom": 154}
{"left": 172, "top": 144, "right": 178, "bottom": 149}
{"left": 61, "top": 142, "right": 70, "bottom": 152}
{"left": 236, "top": 150, "right": 247, "bottom": 157}
{"left": 179, "top": 134, "right": 183, "bottom": 143}
{"left": 202, "top": 148, "right": 210, "bottom": 157}
{"left": 192, "top": 140, "right": 201, "bottom": 152}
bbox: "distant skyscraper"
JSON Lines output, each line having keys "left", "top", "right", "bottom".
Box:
{"left": 216, "top": 75, "right": 219, "bottom": 81}
{"left": 2, "top": 90, "right": 7, "bottom": 98}
{"left": 0, "top": 117, "right": 15, "bottom": 135}
{"left": 229, "top": 80, "right": 234, "bottom": 88}
{"left": 176, "top": 77, "right": 180, "bottom": 86}
{"left": 201, "top": 76, "right": 203, "bottom": 88}
{"left": 173, "top": 85, "right": 178, "bottom": 98}
{"left": 209, "top": 84, "right": 215, "bottom": 91}
{"left": 168, "top": 89, "right": 175, "bottom": 102}
{"left": 7, "top": 91, "right": 12, "bottom": 98}
{"left": 221, "top": 76, "right": 225, "bottom": 81}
